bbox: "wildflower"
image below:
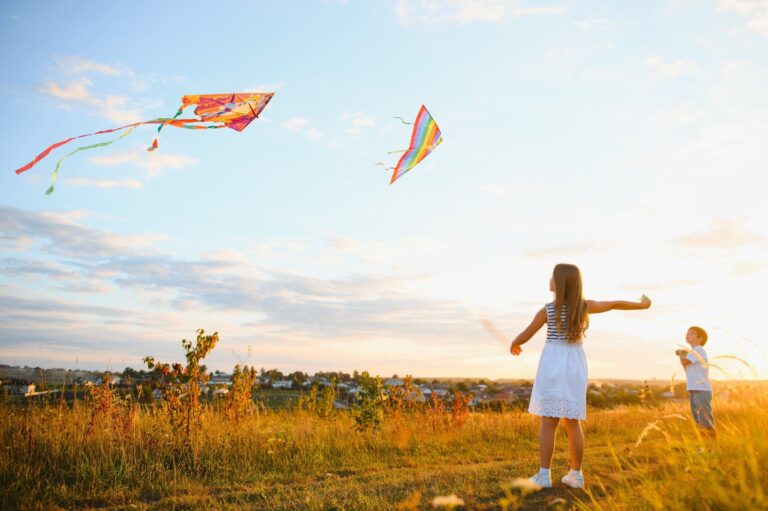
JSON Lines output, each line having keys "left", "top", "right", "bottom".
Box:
{"left": 510, "top": 477, "right": 543, "bottom": 492}
{"left": 511, "top": 477, "right": 542, "bottom": 492}
{"left": 432, "top": 493, "right": 465, "bottom": 508}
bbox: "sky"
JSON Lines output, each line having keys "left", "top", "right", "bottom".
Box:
{"left": 1, "top": 0, "right": 767, "bottom": 381}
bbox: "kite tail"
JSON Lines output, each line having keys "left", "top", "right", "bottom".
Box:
{"left": 147, "top": 105, "right": 185, "bottom": 152}
{"left": 45, "top": 125, "right": 138, "bottom": 195}
{"left": 14, "top": 122, "right": 142, "bottom": 175}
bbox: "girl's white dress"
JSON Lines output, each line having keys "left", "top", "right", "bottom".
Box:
{"left": 527, "top": 302, "right": 588, "bottom": 420}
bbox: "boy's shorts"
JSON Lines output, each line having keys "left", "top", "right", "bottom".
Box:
{"left": 688, "top": 390, "right": 715, "bottom": 429}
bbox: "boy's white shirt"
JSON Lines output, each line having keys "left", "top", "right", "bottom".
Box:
{"left": 684, "top": 345, "right": 712, "bottom": 391}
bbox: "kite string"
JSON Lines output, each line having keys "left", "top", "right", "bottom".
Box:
{"left": 45, "top": 125, "right": 139, "bottom": 195}
{"left": 393, "top": 116, "right": 413, "bottom": 125}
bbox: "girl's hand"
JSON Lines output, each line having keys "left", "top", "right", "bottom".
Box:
{"left": 640, "top": 294, "right": 652, "bottom": 309}
{"left": 510, "top": 343, "right": 522, "bottom": 356}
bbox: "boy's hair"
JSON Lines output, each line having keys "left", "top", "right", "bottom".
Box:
{"left": 688, "top": 326, "right": 708, "bottom": 346}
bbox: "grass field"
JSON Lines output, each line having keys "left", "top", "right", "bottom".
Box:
{"left": 1, "top": 384, "right": 767, "bottom": 511}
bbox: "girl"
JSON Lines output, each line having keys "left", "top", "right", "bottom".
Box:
{"left": 510, "top": 263, "right": 651, "bottom": 488}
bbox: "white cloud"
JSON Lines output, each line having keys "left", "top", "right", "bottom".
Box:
{"left": 38, "top": 78, "right": 143, "bottom": 124}
{"left": 672, "top": 218, "right": 765, "bottom": 251}
{"left": 138, "top": 153, "right": 199, "bottom": 178}
{"left": 352, "top": 115, "right": 375, "bottom": 127}
{"left": 645, "top": 56, "right": 699, "bottom": 78}
{"left": 394, "top": 0, "right": 566, "bottom": 25}
{"left": 63, "top": 178, "right": 143, "bottom": 189}
{"left": 575, "top": 18, "right": 613, "bottom": 30}
{"left": 88, "top": 150, "right": 199, "bottom": 179}
{"left": 282, "top": 117, "right": 311, "bottom": 131}
{"left": 341, "top": 112, "right": 376, "bottom": 138}
{"left": 88, "top": 152, "right": 138, "bottom": 166}
{"left": 523, "top": 241, "right": 617, "bottom": 258}
{"left": 651, "top": 103, "right": 709, "bottom": 125}
{"left": 307, "top": 127, "right": 325, "bottom": 139}
{"left": 282, "top": 117, "right": 326, "bottom": 140}
{"left": 38, "top": 56, "right": 145, "bottom": 123}
{"left": 719, "top": 0, "right": 768, "bottom": 36}
{"left": 246, "top": 82, "right": 284, "bottom": 93}
{"left": 51, "top": 54, "right": 133, "bottom": 77}
{"left": 37, "top": 55, "right": 181, "bottom": 124}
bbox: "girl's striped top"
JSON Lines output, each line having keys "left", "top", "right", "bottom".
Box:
{"left": 546, "top": 302, "right": 581, "bottom": 343}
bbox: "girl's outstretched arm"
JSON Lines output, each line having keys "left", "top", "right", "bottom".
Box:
{"left": 587, "top": 294, "right": 651, "bottom": 314}
{"left": 510, "top": 307, "right": 547, "bottom": 355}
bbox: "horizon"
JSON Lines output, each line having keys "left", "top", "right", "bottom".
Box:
{"left": 2, "top": 1, "right": 768, "bottom": 381}
{"left": 3, "top": 362, "right": 764, "bottom": 386}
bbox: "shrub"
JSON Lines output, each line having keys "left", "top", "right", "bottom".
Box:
{"left": 143, "top": 328, "right": 219, "bottom": 442}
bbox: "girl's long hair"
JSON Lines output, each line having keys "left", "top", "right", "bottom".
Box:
{"left": 552, "top": 263, "right": 589, "bottom": 342}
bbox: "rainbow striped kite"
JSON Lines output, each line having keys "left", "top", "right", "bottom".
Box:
{"left": 389, "top": 105, "right": 443, "bottom": 184}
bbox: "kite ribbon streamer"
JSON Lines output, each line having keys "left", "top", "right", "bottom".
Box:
{"left": 14, "top": 121, "right": 147, "bottom": 175}
{"left": 14, "top": 116, "right": 199, "bottom": 176}
{"left": 45, "top": 125, "right": 139, "bottom": 195}
{"left": 147, "top": 106, "right": 184, "bottom": 152}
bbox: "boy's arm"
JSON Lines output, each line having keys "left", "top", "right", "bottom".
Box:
{"left": 679, "top": 356, "right": 692, "bottom": 367}
{"left": 510, "top": 307, "right": 547, "bottom": 355}
{"left": 587, "top": 295, "right": 651, "bottom": 314}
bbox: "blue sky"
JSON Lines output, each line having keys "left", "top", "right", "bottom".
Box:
{"left": 1, "top": 0, "right": 767, "bottom": 380}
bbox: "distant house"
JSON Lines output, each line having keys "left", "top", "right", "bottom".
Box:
{"left": 74, "top": 375, "right": 102, "bottom": 385}
{"left": 210, "top": 375, "right": 233, "bottom": 386}
{"left": 469, "top": 384, "right": 488, "bottom": 393}
{"left": 271, "top": 380, "right": 293, "bottom": 389}
{"left": 431, "top": 388, "right": 450, "bottom": 398}
{"left": 384, "top": 378, "right": 404, "bottom": 387}
{"left": 490, "top": 391, "right": 516, "bottom": 403}
{"left": 513, "top": 387, "right": 532, "bottom": 398}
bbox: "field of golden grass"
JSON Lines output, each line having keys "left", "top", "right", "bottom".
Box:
{"left": 1, "top": 385, "right": 767, "bottom": 511}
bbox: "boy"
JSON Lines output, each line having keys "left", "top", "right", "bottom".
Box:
{"left": 675, "top": 326, "right": 715, "bottom": 437}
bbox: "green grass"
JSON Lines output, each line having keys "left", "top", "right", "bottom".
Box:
{"left": 1, "top": 391, "right": 767, "bottom": 510}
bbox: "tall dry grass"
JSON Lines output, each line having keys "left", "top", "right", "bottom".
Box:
{"left": 1, "top": 387, "right": 767, "bottom": 510}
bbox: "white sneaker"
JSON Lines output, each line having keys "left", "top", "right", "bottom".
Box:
{"left": 561, "top": 472, "right": 585, "bottom": 488}
{"left": 529, "top": 472, "right": 553, "bottom": 488}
